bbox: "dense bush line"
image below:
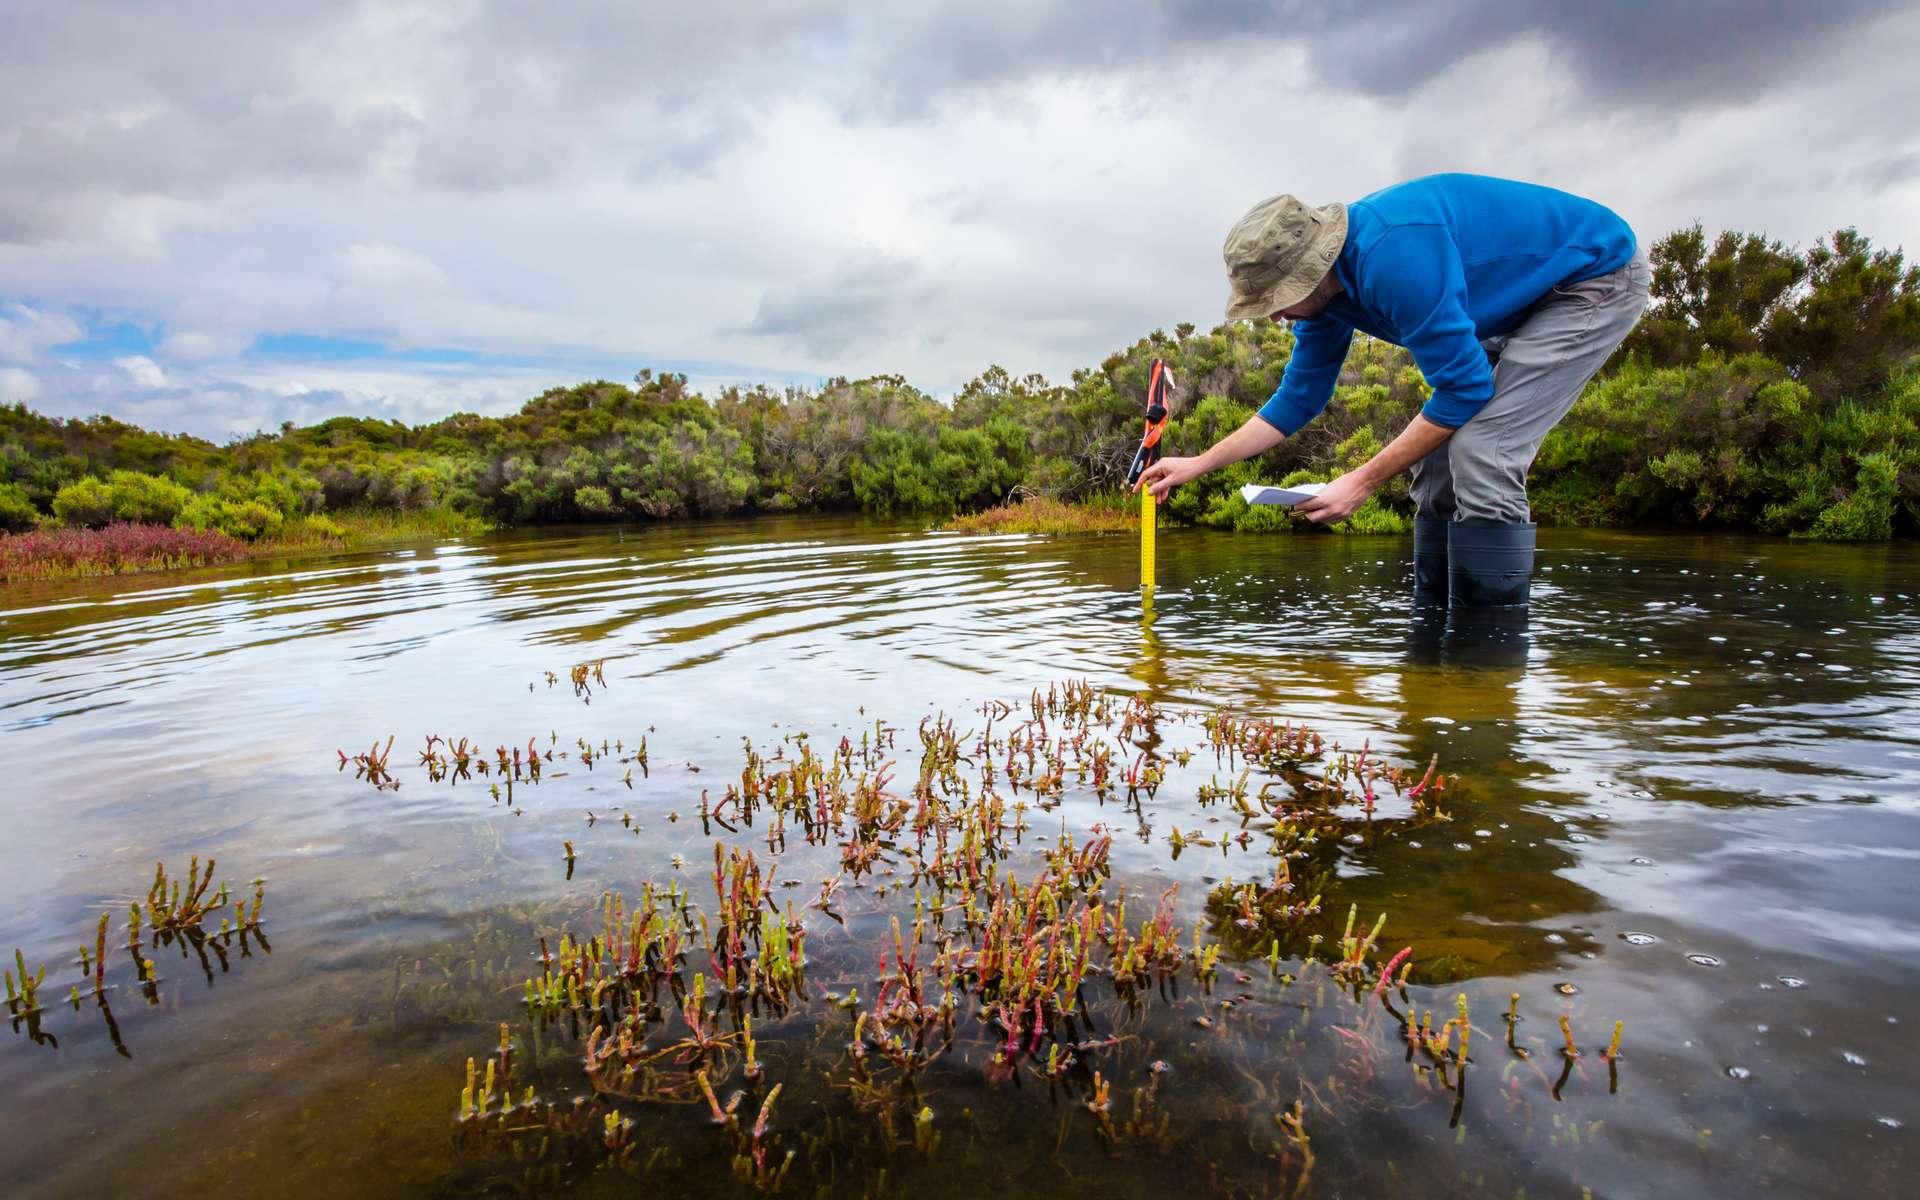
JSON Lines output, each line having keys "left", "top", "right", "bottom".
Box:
{"left": 2, "top": 223, "right": 1915, "bottom": 546}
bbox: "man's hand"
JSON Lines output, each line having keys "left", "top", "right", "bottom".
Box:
{"left": 1139, "top": 455, "right": 1207, "bottom": 502}
{"left": 1136, "top": 413, "right": 1287, "bottom": 502}
{"left": 1295, "top": 472, "right": 1376, "bottom": 524}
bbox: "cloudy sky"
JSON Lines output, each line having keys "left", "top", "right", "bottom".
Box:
{"left": 3, "top": 1, "right": 1917, "bottom": 439}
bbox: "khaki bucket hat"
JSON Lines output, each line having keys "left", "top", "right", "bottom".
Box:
{"left": 1222, "top": 195, "right": 1348, "bottom": 320}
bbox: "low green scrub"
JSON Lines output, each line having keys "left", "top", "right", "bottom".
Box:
{"left": 945, "top": 494, "right": 1138, "bottom": 535}
{"left": 1532, "top": 359, "right": 1919, "bottom": 538}
{"left": 0, "top": 221, "right": 1914, "bottom": 545}
{"left": 853, "top": 418, "right": 1028, "bottom": 516}
{"left": 0, "top": 481, "right": 38, "bottom": 533}
{"left": 303, "top": 507, "right": 490, "bottom": 544}
{"left": 51, "top": 469, "right": 194, "bottom": 528}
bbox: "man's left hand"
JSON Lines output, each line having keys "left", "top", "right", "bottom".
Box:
{"left": 1295, "top": 472, "right": 1375, "bottom": 525}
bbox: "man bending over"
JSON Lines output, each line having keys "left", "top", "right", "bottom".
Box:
{"left": 1141, "top": 173, "right": 1649, "bottom": 608}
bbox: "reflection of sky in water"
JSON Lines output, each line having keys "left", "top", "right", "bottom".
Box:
{"left": 0, "top": 518, "right": 1916, "bottom": 1195}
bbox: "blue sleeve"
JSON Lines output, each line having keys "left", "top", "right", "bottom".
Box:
{"left": 1358, "top": 224, "right": 1491, "bottom": 429}
{"left": 1255, "top": 318, "right": 1354, "bottom": 436}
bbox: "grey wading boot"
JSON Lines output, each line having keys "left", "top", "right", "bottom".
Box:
{"left": 1412, "top": 515, "right": 1450, "bottom": 605}
{"left": 1446, "top": 520, "right": 1536, "bottom": 608}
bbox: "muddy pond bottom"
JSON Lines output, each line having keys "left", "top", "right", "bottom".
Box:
{"left": 1, "top": 517, "right": 1916, "bottom": 1198}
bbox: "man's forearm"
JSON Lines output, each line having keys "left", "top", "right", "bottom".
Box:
{"left": 1199, "top": 415, "right": 1288, "bottom": 471}
{"left": 1352, "top": 414, "right": 1454, "bottom": 488}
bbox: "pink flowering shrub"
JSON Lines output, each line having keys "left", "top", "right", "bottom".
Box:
{"left": 0, "top": 523, "right": 248, "bottom": 583}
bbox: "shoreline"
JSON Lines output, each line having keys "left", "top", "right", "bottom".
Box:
{"left": 0, "top": 509, "right": 491, "bottom": 586}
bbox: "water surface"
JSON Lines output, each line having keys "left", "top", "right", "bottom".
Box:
{"left": 2, "top": 517, "right": 1916, "bottom": 1197}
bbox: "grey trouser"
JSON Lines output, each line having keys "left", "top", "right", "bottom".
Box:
{"left": 1411, "top": 254, "right": 1652, "bottom": 523}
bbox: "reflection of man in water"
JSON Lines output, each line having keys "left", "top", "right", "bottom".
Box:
{"left": 1140, "top": 174, "right": 1650, "bottom": 609}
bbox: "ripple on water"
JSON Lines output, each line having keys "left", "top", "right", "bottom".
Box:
{"left": 1727, "top": 1066, "right": 1753, "bottom": 1080}
{"left": 1777, "top": 976, "right": 1806, "bottom": 988}
{"left": 0, "top": 516, "right": 1916, "bottom": 1200}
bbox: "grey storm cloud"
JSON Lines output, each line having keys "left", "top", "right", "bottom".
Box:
{"left": 1852, "top": 150, "right": 1920, "bottom": 194}
{"left": 3, "top": 1, "right": 1899, "bottom": 238}
{"left": 1280, "top": 0, "right": 1902, "bottom": 106}
{"left": 744, "top": 254, "right": 948, "bottom": 359}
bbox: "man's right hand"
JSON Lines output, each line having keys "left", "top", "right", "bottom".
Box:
{"left": 1139, "top": 455, "right": 1207, "bottom": 502}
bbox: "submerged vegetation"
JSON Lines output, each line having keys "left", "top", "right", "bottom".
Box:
{"left": 2, "top": 222, "right": 1915, "bottom": 571}
{"left": 313, "top": 679, "right": 1636, "bottom": 1195}
{"left": 6, "top": 857, "right": 269, "bottom": 1052}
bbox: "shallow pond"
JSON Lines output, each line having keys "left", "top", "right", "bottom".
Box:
{"left": 2, "top": 516, "right": 1916, "bottom": 1197}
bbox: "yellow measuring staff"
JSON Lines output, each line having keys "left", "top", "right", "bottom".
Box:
{"left": 1140, "top": 487, "right": 1156, "bottom": 591}
{"left": 1123, "top": 358, "right": 1173, "bottom": 594}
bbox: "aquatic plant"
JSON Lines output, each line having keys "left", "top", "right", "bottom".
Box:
{"left": 5, "top": 950, "right": 46, "bottom": 1022}
{"left": 543, "top": 658, "right": 608, "bottom": 702}
{"left": 5, "top": 858, "right": 270, "bottom": 1052}
{"left": 381, "top": 679, "right": 1650, "bottom": 1194}
{"left": 140, "top": 856, "right": 237, "bottom": 936}
{"left": 339, "top": 736, "right": 397, "bottom": 789}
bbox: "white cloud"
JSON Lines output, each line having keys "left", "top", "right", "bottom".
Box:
{"left": 0, "top": 303, "right": 84, "bottom": 363}
{"left": 0, "top": 365, "right": 43, "bottom": 402}
{"left": 158, "top": 328, "right": 252, "bottom": 360}
{"left": 339, "top": 242, "right": 448, "bottom": 290}
{"left": 114, "top": 355, "right": 167, "bottom": 389}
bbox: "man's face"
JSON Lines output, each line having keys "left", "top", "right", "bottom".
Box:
{"left": 1269, "top": 271, "right": 1338, "bottom": 323}
{"left": 1270, "top": 293, "right": 1330, "bottom": 323}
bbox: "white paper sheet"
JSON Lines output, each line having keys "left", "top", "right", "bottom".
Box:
{"left": 1239, "top": 482, "right": 1327, "bottom": 507}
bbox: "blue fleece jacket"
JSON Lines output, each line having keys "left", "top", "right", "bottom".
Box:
{"left": 1255, "top": 174, "right": 1637, "bottom": 434}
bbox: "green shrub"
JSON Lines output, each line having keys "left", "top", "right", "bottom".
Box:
{"left": 852, "top": 418, "right": 1028, "bottom": 516}
{"left": 51, "top": 477, "right": 117, "bottom": 527}
{"left": 1803, "top": 453, "right": 1897, "bottom": 540}
{"left": 574, "top": 485, "right": 617, "bottom": 516}
{"left": 302, "top": 515, "right": 348, "bottom": 540}
{"left": 52, "top": 471, "right": 194, "bottom": 527}
{"left": 0, "top": 481, "right": 39, "bottom": 532}
{"left": 1337, "top": 495, "right": 1412, "bottom": 534}
{"left": 1019, "top": 455, "right": 1083, "bottom": 499}
{"left": 104, "top": 469, "right": 193, "bottom": 524}
{"left": 177, "top": 494, "right": 285, "bottom": 540}
{"left": 228, "top": 469, "right": 322, "bottom": 517}
{"left": 1533, "top": 356, "right": 1916, "bottom": 537}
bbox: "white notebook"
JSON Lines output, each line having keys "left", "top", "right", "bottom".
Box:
{"left": 1240, "top": 481, "right": 1327, "bottom": 507}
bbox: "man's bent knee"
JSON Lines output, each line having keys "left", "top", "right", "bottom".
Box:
{"left": 1445, "top": 427, "right": 1531, "bottom": 524}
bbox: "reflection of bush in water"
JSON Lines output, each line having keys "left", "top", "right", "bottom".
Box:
{"left": 1418, "top": 955, "right": 1475, "bottom": 985}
